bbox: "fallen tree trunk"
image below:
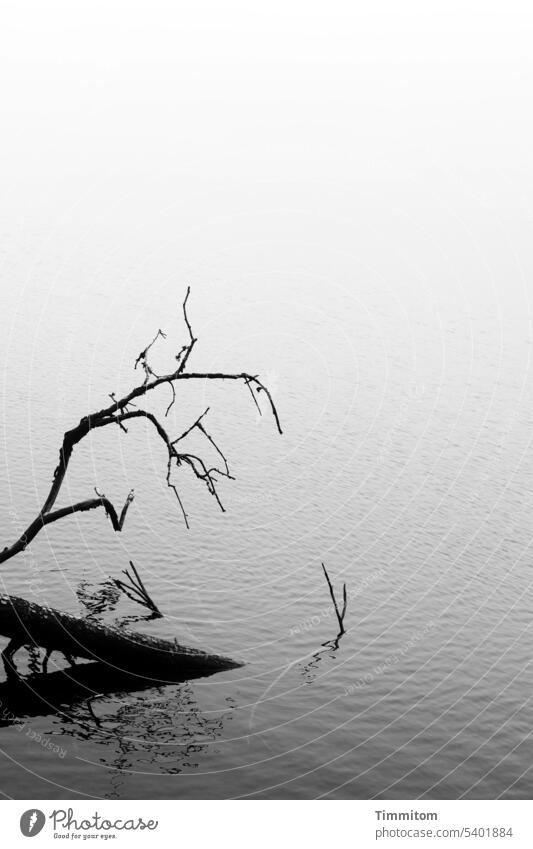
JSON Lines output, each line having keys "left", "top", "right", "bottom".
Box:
{"left": 0, "top": 595, "right": 241, "bottom": 679}
{"left": 0, "top": 293, "right": 280, "bottom": 689}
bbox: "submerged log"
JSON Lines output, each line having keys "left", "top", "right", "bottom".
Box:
{"left": 0, "top": 595, "right": 241, "bottom": 680}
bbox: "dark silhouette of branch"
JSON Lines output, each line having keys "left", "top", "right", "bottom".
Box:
{"left": 112, "top": 561, "right": 162, "bottom": 617}
{"left": 134, "top": 328, "right": 166, "bottom": 384}
{"left": 0, "top": 491, "right": 135, "bottom": 564}
{"left": 321, "top": 563, "right": 347, "bottom": 643}
{"left": 176, "top": 285, "right": 196, "bottom": 374}
{"left": 0, "top": 594, "right": 241, "bottom": 680}
{"left": 165, "top": 380, "right": 176, "bottom": 417}
{"left": 0, "top": 288, "right": 282, "bottom": 565}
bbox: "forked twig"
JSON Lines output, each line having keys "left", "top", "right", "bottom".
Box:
{"left": 322, "top": 563, "right": 347, "bottom": 641}
{"left": 112, "top": 561, "right": 162, "bottom": 617}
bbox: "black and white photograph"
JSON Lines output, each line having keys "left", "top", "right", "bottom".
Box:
{"left": 1, "top": 0, "right": 533, "bottom": 843}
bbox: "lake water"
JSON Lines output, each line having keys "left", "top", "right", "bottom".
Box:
{"left": 1, "top": 177, "right": 532, "bottom": 800}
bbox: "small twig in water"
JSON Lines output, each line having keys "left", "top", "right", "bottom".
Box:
{"left": 322, "top": 562, "right": 347, "bottom": 638}
{"left": 112, "top": 561, "right": 162, "bottom": 617}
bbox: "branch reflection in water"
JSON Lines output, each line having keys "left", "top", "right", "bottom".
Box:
{"left": 0, "top": 579, "right": 236, "bottom": 793}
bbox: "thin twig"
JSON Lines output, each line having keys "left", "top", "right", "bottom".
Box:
{"left": 112, "top": 560, "right": 161, "bottom": 616}
{"left": 165, "top": 380, "right": 176, "bottom": 417}
{"left": 176, "top": 286, "right": 196, "bottom": 375}
{"left": 321, "top": 563, "right": 347, "bottom": 637}
{"left": 172, "top": 407, "right": 210, "bottom": 445}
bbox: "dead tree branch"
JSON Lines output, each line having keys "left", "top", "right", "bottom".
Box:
{"left": 0, "top": 594, "right": 240, "bottom": 680}
{"left": 0, "top": 287, "right": 281, "bottom": 565}
{"left": 112, "top": 561, "right": 162, "bottom": 617}
{"left": 321, "top": 563, "right": 347, "bottom": 641}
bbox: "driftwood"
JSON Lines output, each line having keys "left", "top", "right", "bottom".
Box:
{"left": 0, "top": 595, "right": 241, "bottom": 680}
{"left": 0, "top": 289, "right": 281, "bottom": 680}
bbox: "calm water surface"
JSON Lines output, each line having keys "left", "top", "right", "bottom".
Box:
{"left": 0, "top": 182, "right": 532, "bottom": 799}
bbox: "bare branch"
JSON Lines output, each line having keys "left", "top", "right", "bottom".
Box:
{"left": 176, "top": 286, "right": 196, "bottom": 375}
{"left": 0, "top": 288, "right": 281, "bottom": 566}
{"left": 341, "top": 582, "right": 348, "bottom": 622}
{"left": 165, "top": 380, "right": 176, "bottom": 417}
{"left": 321, "top": 563, "right": 347, "bottom": 638}
{"left": 177, "top": 452, "right": 227, "bottom": 512}
{"left": 112, "top": 560, "right": 162, "bottom": 616}
{"left": 166, "top": 451, "right": 189, "bottom": 529}
{"left": 182, "top": 286, "right": 194, "bottom": 343}
{"left": 245, "top": 375, "right": 262, "bottom": 415}
{"left": 0, "top": 490, "right": 135, "bottom": 564}
{"left": 117, "top": 489, "right": 135, "bottom": 528}
{"left": 172, "top": 407, "right": 210, "bottom": 445}
{"left": 197, "top": 421, "right": 232, "bottom": 477}
{"left": 134, "top": 328, "right": 166, "bottom": 369}
{"left": 175, "top": 373, "right": 282, "bottom": 434}
{"left": 134, "top": 328, "right": 166, "bottom": 384}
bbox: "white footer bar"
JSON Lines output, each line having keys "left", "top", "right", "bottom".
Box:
{"left": 2, "top": 800, "right": 532, "bottom": 848}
